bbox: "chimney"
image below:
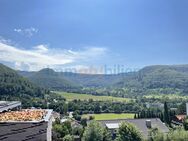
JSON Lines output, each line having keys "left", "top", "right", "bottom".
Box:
{"left": 186, "top": 103, "right": 188, "bottom": 116}
{"left": 146, "top": 120, "right": 152, "bottom": 128}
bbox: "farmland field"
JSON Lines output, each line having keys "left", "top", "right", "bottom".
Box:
{"left": 57, "top": 91, "right": 132, "bottom": 102}
{"left": 82, "top": 113, "right": 135, "bottom": 120}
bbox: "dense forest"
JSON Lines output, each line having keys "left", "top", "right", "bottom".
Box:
{"left": 23, "top": 68, "right": 80, "bottom": 91}
{"left": 0, "top": 63, "right": 49, "bottom": 103}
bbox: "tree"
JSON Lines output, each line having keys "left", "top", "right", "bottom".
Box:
{"left": 63, "top": 121, "right": 72, "bottom": 134}
{"left": 114, "top": 105, "right": 121, "bottom": 113}
{"left": 82, "top": 121, "right": 104, "bottom": 141}
{"left": 137, "top": 112, "right": 140, "bottom": 118}
{"left": 53, "top": 124, "right": 69, "bottom": 139}
{"left": 164, "top": 101, "right": 170, "bottom": 125}
{"left": 72, "top": 126, "right": 83, "bottom": 137}
{"left": 149, "top": 128, "right": 165, "bottom": 141}
{"left": 116, "top": 122, "right": 143, "bottom": 141}
{"left": 134, "top": 113, "right": 137, "bottom": 119}
{"left": 183, "top": 118, "right": 188, "bottom": 130}
{"left": 63, "top": 135, "right": 74, "bottom": 141}
{"left": 94, "top": 103, "right": 101, "bottom": 113}
{"left": 177, "top": 102, "right": 186, "bottom": 114}
{"left": 81, "top": 118, "right": 87, "bottom": 127}
{"left": 159, "top": 112, "right": 164, "bottom": 122}
{"left": 53, "top": 120, "right": 72, "bottom": 139}
{"left": 103, "top": 128, "right": 112, "bottom": 141}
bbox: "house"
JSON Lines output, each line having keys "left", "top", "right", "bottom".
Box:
{"left": 174, "top": 115, "right": 186, "bottom": 122}
{"left": 0, "top": 101, "right": 53, "bottom": 141}
{"left": 98, "top": 118, "right": 169, "bottom": 139}
{"left": 171, "top": 103, "right": 188, "bottom": 126}
{"left": 171, "top": 115, "right": 186, "bottom": 126}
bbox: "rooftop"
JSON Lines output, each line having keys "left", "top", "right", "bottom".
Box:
{"left": 0, "top": 109, "right": 53, "bottom": 122}
{"left": 175, "top": 115, "right": 186, "bottom": 121}
{"left": 98, "top": 118, "right": 169, "bottom": 138}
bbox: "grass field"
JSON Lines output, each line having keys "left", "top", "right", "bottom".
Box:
{"left": 56, "top": 91, "right": 132, "bottom": 102}
{"left": 82, "top": 113, "right": 134, "bottom": 120}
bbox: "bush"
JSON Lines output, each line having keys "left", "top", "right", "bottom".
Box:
{"left": 63, "top": 135, "right": 74, "bottom": 141}
{"left": 82, "top": 121, "right": 104, "bottom": 141}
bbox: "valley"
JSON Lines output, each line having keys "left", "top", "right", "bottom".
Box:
{"left": 1, "top": 63, "right": 188, "bottom": 141}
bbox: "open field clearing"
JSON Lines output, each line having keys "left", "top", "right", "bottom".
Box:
{"left": 82, "top": 113, "right": 135, "bottom": 120}
{"left": 57, "top": 91, "right": 133, "bottom": 102}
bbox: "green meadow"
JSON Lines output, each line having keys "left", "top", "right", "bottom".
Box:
{"left": 82, "top": 113, "right": 135, "bottom": 120}
{"left": 57, "top": 91, "right": 132, "bottom": 102}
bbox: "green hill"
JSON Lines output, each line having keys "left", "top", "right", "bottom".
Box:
{"left": 0, "top": 64, "right": 47, "bottom": 99}
{"left": 115, "top": 65, "right": 188, "bottom": 96}
{"left": 116, "top": 65, "right": 188, "bottom": 88}
{"left": 22, "top": 68, "right": 81, "bottom": 91}
{"left": 62, "top": 72, "right": 123, "bottom": 87}
{"left": 18, "top": 64, "right": 188, "bottom": 96}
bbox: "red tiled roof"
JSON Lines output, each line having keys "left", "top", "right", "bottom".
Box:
{"left": 175, "top": 115, "right": 186, "bottom": 121}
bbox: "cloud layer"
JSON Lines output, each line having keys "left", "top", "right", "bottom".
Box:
{"left": 0, "top": 41, "right": 107, "bottom": 71}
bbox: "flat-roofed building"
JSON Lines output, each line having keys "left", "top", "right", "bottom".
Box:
{"left": 0, "top": 108, "right": 53, "bottom": 141}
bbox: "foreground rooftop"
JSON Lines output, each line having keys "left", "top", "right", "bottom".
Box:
{"left": 0, "top": 109, "right": 52, "bottom": 122}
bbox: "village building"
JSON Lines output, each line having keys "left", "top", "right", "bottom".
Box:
{"left": 98, "top": 118, "right": 169, "bottom": 139}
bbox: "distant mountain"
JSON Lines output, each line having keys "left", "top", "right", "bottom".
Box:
{"left": 0, "top": 64, "right": 47, "bottom": 99}
{"left": 62, "top": 72, "right": 124, "bottom": 87}
{"left": 115, "top": 65, "right": 188, "bottom": 94}
{"left": 18, "top": 64, "right": 188, "bottom": 95}
{"left": 19, "top": 69, "right": 125, "bottom": 89}
{"left": 113, "top": 65, "right": 188, "bottom": 95}
{"left": 19, "top": 68, "right": 81, "bottom": 91}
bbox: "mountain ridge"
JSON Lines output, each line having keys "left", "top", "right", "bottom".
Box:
{"left": 17, "top": 64, "right": 188, "bottom": 95}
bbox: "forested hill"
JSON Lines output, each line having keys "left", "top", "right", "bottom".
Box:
{"left": 0, "top": 64, "right": 47, "bottom": 99}
{"left": 115, "top": 65, "right": 188, "bottom": 89}
{"left": 19, "top": 68, "right": 81, "bottom": 91}
{"left": 18, "top": 64, "right": 188, "bottom": 95}
{"left": 19, "top": 69, "right": 124, "bottom": 88}
{"left": 19, "top": 65, "right": 188, "bottom": 92}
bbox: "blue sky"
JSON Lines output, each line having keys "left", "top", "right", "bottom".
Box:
{"left": 0, "top": 0, "right": 188, "bottom": 73}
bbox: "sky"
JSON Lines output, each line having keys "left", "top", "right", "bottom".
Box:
{"left": 0, "top": 0, "right": 188, "bottom": 74}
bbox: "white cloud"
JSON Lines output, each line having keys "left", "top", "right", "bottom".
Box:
{"left": 34, "top": 44, "right": 49, "bottom": 53}
{"left": 14, "top": 27, "right": 38, "bottom": 37}
{"left": 0, "top": 41, "right": 107, "bottom": 71}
